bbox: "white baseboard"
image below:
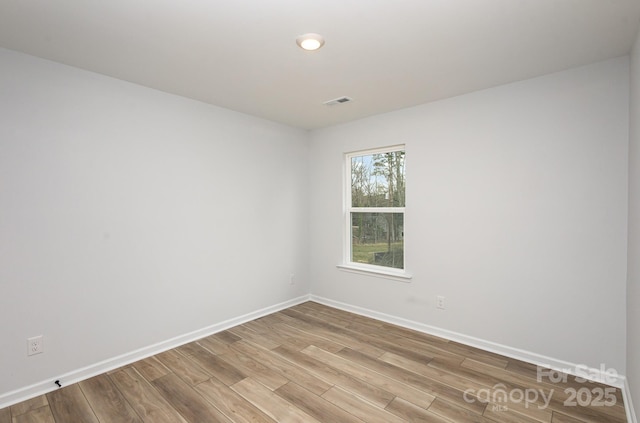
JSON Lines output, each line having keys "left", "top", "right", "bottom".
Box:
{"left": 310, "top": 295, "right": 638, "bottom": 421}
{"left": 4, "top": 293, "right": 636, "bottom": 422}
{"left": 0, "top": 295, "right": 311, "bottom": 409}
{"left": 624, "top": 378, "right": 638, "bottom": 423}
{"left": 310, "top": 296, "right": 627, "bottom": 386}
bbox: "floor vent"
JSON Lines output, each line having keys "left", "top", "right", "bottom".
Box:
{"left": 324, "top": 96, "right": 353, "bottom": 106}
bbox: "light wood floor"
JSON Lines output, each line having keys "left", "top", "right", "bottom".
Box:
{"left": 0, "top": 301, "right": 627, "bottom": 422}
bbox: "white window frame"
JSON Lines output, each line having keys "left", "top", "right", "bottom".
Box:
{"left": 337, "top": 145, "right": 412, "bottom": 281}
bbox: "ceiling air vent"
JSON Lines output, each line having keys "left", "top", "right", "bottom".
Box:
{"left": 323, "top": 96, "right": 353, "bottom": 106}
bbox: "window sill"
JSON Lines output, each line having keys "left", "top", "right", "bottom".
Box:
{"left": 336, "top": 264, "right": 413, "bottom": 282}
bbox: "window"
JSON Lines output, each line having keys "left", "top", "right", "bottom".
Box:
{"left": 342, "top": 145, "right": 408, "bottom": 278}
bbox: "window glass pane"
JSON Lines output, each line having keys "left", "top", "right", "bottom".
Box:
{"left": 351, "top": 151, "right": 405, "bottom": 207}
{"left": 351, "top": 212, "right": 404, "bottom": 269}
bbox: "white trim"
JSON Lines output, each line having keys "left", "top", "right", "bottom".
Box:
{"left": 344, "top": 145, "right": 406, "bottom": 272}
{"left": 345, "top": 144, "right": 406, "bottom": 157}
{"left": 3, "top": 293, "right": 637, "bottom": 421}
{"left": 0, "top": 295, "right": 311, "bottom": 409}
{"left": 350, "top": 206, "right": 406, "bottom": 213}
{"left": 624, "top": 378, "right": 638, "bottom": 423}
{"left": 336, "top": 264, "right": 412, "bottom": 282}
{"left": 312, "top": 296, "right": 640, "bottom": 420}
{"left": 309, "top": 295, "right": 627, "bottom": 389}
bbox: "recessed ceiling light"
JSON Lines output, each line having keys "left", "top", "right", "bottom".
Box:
{"left": 296, "top": 33, "right": 325, "bottom": 51}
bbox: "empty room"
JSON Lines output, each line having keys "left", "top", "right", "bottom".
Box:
{"left": 1, "top": 1, "right": 640, "bottom": 422}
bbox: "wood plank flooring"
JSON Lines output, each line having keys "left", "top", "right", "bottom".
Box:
{"left": 0, "top": 301, "right": 627, "bottom": 422}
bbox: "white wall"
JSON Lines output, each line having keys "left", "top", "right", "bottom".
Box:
{"left": 628, "top": 27, "right": 640, "bottom": 416}
{"left": 0, "top": 43, "right": 633, "bottom": 408}
{"left": 0, "top": 48, "right": 309, "bottom": 397}
{"left": 309, "top": 57, "right": 629, "bottom": 372}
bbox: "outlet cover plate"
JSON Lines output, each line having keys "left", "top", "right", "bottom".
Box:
{"left": 27, "top": 335, "right": 43, "bottom": 356}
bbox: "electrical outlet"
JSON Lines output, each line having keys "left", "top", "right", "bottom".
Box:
{"left": 436, "top": 296, "right": 445, "bottom": 310}
{"left": 27, "top": 335, "right": 43, "bottom": 356}
{"left": 290, "top": 273, "right": 295, "bottom": 285}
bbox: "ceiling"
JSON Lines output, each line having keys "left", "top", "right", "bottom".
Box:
{"left": 1, "top": 1, "right": 639, "bottom": 130}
